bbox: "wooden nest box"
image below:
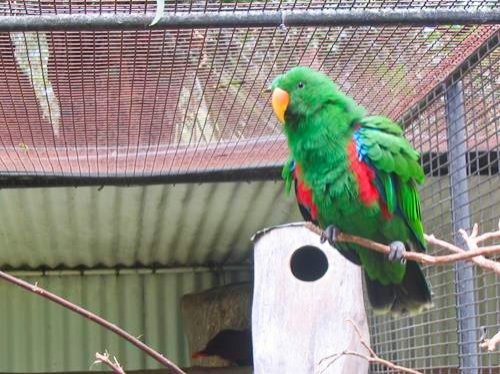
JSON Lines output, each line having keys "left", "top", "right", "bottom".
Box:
{"left": 251, "top": 223, "right": 370, "bottom": 373}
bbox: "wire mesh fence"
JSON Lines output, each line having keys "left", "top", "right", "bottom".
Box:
{"left": 369, "top": 33, "right": 499, "bottom": 373}
{"left": 0, "top": 0, "right": 497, "bottom": 372}
{"left": 0, "top": 2, "right": 496, "bottom": 179}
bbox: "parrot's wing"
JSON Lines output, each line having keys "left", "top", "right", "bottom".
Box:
{"left": 282, "top": 157, "right": 295, "bottom": 195}
{"left": 282, "top": 158, "right": 319, "bottom": 225}
{"left": 355, "top": 116, "right": 426, "bottom": 252}
{"left": 355, "top": 116, "right": 424, "bottom": 183}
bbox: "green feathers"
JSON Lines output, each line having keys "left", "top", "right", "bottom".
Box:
{"left": 282, "top": 157, "right": 294, "bottom": 195}
{"left": 357, "top": 116, "right": 426, "bottom": 251}
{"left": 397, "top": 180, "right": 426, "bottom": 251}
{"left": 359, "top": 115, "right": 403, "bottom": 135}
{"left": 378, "top": 172, "right": 396, "bottom": 214}
{"left": 356, "top": 118, "right": 425, "bottom": 183}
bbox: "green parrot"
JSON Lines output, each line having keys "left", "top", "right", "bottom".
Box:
{"left": 271, "top": 66, "right": 431, "bottom": 315}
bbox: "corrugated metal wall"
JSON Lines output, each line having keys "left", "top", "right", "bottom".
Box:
{"left": 0, "top": 268, "right": 252, "bottom": 372}
{"left": 0, "top": 181, "right": 300, "bottom": 372}
{"left": 0, "top": 182, "right": 299, "bottom": 268}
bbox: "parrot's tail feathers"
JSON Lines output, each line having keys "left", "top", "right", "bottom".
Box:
{"left": 397, "top": 260, "right": 433, "bottom": 312}
{"left": 364, "top": 274, "right": 396, "bottom": 314}
{"left": 365, "top": 260, "right": 432, "bottom": 316}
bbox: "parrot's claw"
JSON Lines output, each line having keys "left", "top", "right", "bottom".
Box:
{"left": 388, "top": 241, "right": 407, "bottom": 263}
{"left": 320, "top": 225, "right": 339, "bottom": 246}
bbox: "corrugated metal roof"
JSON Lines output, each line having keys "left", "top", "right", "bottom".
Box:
{"left": 0, "top": 181, "right": 301, "bottom": 269}
{"left": 0, "top": 268, "right": 251, "bottom": 372}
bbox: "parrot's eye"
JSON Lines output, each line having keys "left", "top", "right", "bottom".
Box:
{"left": 297, "top": 82, "right": 305, "bottom": 89}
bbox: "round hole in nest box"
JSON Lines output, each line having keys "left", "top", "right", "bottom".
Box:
{"left": 290, "top": 245, "right": 328, "bottom": 282}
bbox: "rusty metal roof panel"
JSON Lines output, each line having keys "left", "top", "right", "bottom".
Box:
{"left": 0, "top": 3, "right": 495, "bottom": 179}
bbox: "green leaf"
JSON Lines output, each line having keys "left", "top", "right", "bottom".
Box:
{"left": 150, "top": 0, "right": 165, "bottom": 27}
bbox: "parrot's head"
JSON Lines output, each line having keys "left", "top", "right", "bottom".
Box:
{"left": 271, "top": 66, "right": 363, "bottom": 134}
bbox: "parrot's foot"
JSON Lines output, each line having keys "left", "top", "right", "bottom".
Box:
{"left": 320, "top": 225, "right": 339, "bottom": 246}
{"left": 388, "top": 241, "right": 407, "bottom": 263}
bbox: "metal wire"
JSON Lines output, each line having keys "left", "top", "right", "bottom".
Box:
{"left": 0, "top": 15, "right": 495, "bottom": 180}
{"left": 0, "top": 2, "right": 497, "bottom": 370}
{"left": 1, "top": 0, "right": 499, "bottom": 15}
{"left": 368, "top": 33, "right": 499, "bottom": 373}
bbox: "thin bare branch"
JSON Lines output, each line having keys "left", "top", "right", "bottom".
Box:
{"left": 455, "top": 222, "right": 500, "bottom": 273}
{"left": 94, "top": 351, "right": 126, "bottom": 374}
{"left": 425, "top": 234, "right": 500, "bottom": 273}
{"left": 473, "top": 219, "right": 500, "bottom": 244}
{"left": 480, "top": 330, "right": 500, "bottom": 352}
{"left": 305, "top": 222, "right": 500, "bottom": 275}
{"left": 0, "top": 270, "right": 186, "bottom": 374}
{"left": 345, "top": 319, "right": 376, "bottom": 357}
{"left": 318, "top": 320, "right": 422, "bottom": 374}
{"left": 319, "top": 350, "right": 370, "bottom": 373}
{"left": 424, "top": 233, "right": 467, "bottom": 254}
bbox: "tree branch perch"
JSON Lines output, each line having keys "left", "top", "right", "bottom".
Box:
{"left": 305, "top": 221, "right": 500, "bottom": 275}
{"left": 93, "top": 351, "right": 126, "bottom": 374}
{"left": 0, "top": 270, "right": 186, "bottom": 374}
{"left": 480, "top": 330, "right": 500, "bottom": 352}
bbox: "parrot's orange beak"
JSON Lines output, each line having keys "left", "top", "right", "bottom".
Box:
{"left": 272, "top": 87, "right": 289, "bottom": 124}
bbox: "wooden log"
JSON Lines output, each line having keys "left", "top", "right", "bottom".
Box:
{"left": 181, "top": 283, "right": 252, "bottom": 367}
{"left": 251, "top": 223, "right": 370, "bottom": 374}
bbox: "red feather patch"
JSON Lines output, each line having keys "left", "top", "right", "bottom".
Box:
{"left": 294, "top": 164, "right": 318, "bottom": 220}
{"left": 379, "top": 202, "right": 393, "bottom": 220}
{"left": 348, "top": 140, "right": 393, "bottom": 220}
{"left": 347, "top": 140, "right": 380, "bottom": 206}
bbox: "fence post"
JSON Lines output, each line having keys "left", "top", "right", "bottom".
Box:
{"left": 445, "top": 80, "right": 479, "bottom": 373}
